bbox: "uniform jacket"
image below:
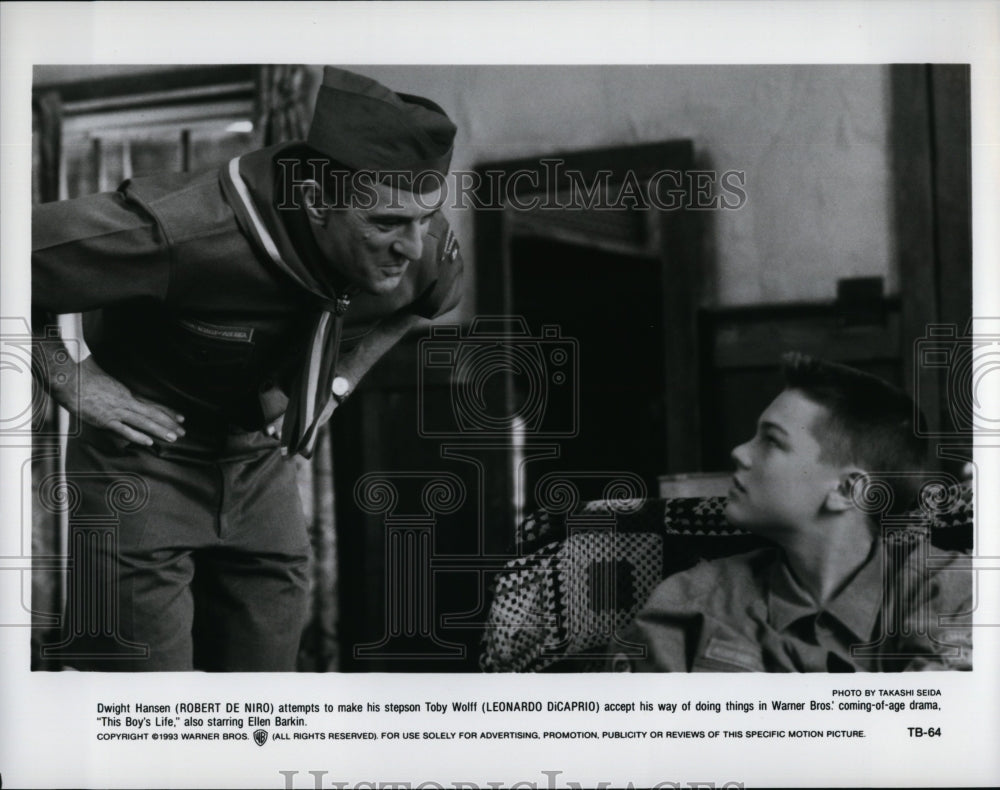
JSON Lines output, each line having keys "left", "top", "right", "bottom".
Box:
{"left": 32, "top": 143, "right": 462, "bottom": 434}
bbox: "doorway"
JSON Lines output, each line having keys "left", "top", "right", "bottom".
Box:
{"left": 509, "top": 236, "right": 666, "bottom": 509}
{"left": 474, "top": 139, "right": 704, "bottom": 534}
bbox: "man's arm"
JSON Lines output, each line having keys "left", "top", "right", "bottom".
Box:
{"left": 335, "top": 311, "right": 425, "bottom": 387}
{"left": 35, "top": 328, "right": 186, "bottom": 447}
{"left": 33, "top": 192, "right": 184, "bottom": 445}
{"left": 33, "top": 191, "right": 170, "bottom": 314}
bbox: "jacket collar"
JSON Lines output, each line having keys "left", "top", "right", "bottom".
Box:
{"left": 767, "top": 540, "right": 883, "bottom": 641}
{"left": 236, "top": 142, "right": 353, "bottom": 301}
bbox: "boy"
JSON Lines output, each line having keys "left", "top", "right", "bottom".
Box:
{"left": 613, "top": 353, "right": 972, "bottom": 672}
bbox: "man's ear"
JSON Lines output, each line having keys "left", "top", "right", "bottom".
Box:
{"left": 824, "top": 469, "right": 866, "bottom": 513}
{"left": 297, "top": 179, "right": 327, "bottom": 225}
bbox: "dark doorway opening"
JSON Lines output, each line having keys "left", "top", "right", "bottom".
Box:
{"left": 509, "top": 236, "right": 666, "bottom": 509}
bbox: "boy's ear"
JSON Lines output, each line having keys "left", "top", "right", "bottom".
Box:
{"left": 298, "top": 179, "right": 326, "bottom": 224}
{"left": 824, "top": 469, "right": 866, "bottom": 513}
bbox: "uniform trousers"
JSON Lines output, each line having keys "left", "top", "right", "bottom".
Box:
{"left": 53, "top": 424, "right": 310, "bottom": 671}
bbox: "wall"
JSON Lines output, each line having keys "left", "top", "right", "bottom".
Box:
{"left": 314, "top": 65, "right": 894, "bottom": 318}
{"left": 36, "top": 64, "right": 895, "bottom": 315}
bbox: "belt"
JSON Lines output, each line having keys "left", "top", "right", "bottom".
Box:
{"left": 75, "top": 420, "right": 282, "bottom": 463}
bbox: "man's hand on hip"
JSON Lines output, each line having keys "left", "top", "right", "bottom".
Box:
{"left": 49, "top": 353, "right": 186, "bottom": 447}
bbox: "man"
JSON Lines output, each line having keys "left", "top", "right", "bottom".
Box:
{"left": 613, "top": 354, "right": 972, "bottom": 672}
{"left": 32, "top": 67, "right": 463, "bottom": 671}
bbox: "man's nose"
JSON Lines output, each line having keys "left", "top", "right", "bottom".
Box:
{"left": 731, "top": 440, "right": 751, "bottom": 469}
{"left": 391, "top": 221, "right": 424, "bottom": 261}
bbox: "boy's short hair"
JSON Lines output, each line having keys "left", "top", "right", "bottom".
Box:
{"left": 781, "top": 352, "right": 930, "bottom": 513}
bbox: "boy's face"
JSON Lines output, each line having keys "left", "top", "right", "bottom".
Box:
{"left": 725, "top": 388, "right": 846, "bottom": 537}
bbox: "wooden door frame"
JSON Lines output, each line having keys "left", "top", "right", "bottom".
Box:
{"left": 891, "top": 64, "right": 972, "bottom": 448}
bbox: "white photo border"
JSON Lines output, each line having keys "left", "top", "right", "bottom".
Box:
{"left": 2, "top": 2, "right": 998, "bottom": 788}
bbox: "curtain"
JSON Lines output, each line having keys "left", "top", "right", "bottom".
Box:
{"left": 33, "top": 91, "right": 62, "bottom": 203}
{"left": 30, "top": 92, "right": 64, "bottom": 667}
{"left": 257, "top": 65, "right": 340, "bottom": 671}
{"left": 259, "top": 65, "right": 310, "bottom": 146}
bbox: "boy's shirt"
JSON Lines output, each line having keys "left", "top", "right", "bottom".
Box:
{"left": 611, "top": 537, "right": 972, "bottom": 672}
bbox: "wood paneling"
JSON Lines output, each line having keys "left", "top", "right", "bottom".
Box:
{"left": 890, "top": 64, "right": 972, "bottom": 452}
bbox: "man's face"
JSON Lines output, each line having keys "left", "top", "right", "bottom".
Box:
{"left": 312, "top": 180, "right": 443, "bottom": 295}
{"left": 725, "top": 388, "right": 846, "bottom": 537}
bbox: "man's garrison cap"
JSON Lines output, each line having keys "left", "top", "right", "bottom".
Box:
{"left": 307, "top": 66, "right": 456, "bottom": 191}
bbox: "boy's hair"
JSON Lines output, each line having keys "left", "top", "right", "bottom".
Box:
{"left": 781, "top": 352, "right": 930, "bottom": 513}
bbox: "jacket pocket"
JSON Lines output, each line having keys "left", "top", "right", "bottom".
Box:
{"left": 173, "top": 319, "right": 255, "bottom": 364}
{"left": 692, "top": 636, "right": 766, "bottom": 672}
{"left": 161, "top": 317, "right": 257, "bottom": 400}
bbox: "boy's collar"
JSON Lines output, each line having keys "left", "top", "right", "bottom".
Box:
{"left": 767, "top": 539, "right": 883, "bottom": 640}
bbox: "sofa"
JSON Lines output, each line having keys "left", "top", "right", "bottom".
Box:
{"left": 480, "top": 479, "right": 973, "bottom": 672}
